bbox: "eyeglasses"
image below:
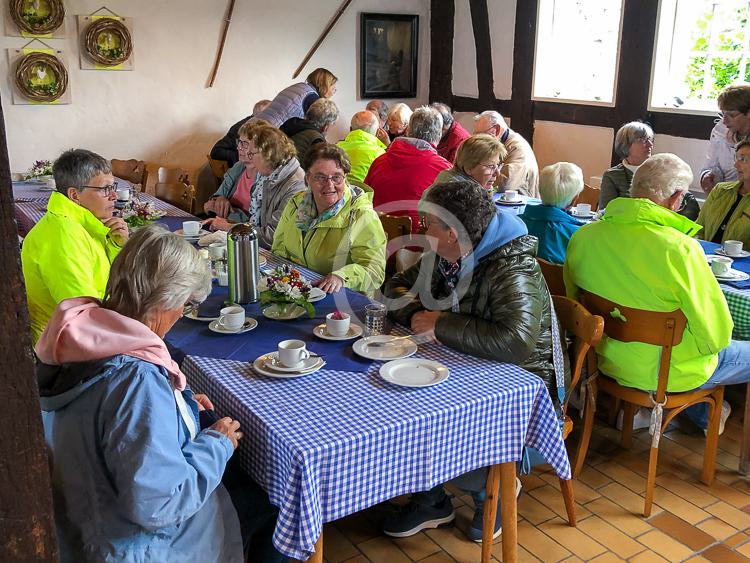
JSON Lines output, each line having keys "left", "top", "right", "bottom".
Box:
{"left": 79, "top": 182, "right": 118, "bottom": 196}
{"left": 737, "top": 155, "right": 750, "bottom": 163}
{"left": 236, "top": 139, "right": 251, "bottom": 151}
{"left": 719, "top": 110, "right": 743, "bottom": 119}
{"left": 310, "top": 173, "right": 346, "bottom": 186}
{"left": 637, "top": 136, "right": 654, "bottom": 145}
{"left": 480, "top": 162, "right": 501, "bottom": 172}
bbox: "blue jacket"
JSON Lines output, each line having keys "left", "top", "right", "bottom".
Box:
{"left": 38, "top": 355, "right": 243, "bottom": 562}
{"left": 252, "top": 82, "right": 318, "bottom": 127}
{"left": 520, "top": 204, "right": 584, "bottom": 264}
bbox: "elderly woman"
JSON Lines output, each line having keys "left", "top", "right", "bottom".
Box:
{"left": 697, "top": 139, "right": 750, "bottom": 249}
{"left": 252, "top": 67, "right": 338, "bottom": 127}
{"left": 701, "top": 84, "right": 750, "bottom": 193}
{"left": 35, "top": 226, "right": 284, "bottom": 562}
{"left": 204, "top": 124, "right": 305, "bottom": 246}
{"left": 385, "top": 102, "right": 413, "bottom": 141}
{"left": 600, "top": 121, "right": 699, "bottom": 219}
{"left": 432, "top": 133, "right": 507, "bottom": 191}
{"left": 272, "top": 143, "right": 386, "bottom": 294}
{"left": 382, "top": 180, "right": 555, "bottom": 541}
{"left": 520, "top": 162, "right": 585, "bottom": 264}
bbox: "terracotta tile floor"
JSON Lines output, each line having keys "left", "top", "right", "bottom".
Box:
{"left": 316, "top": 406, "right": 750, "bottom": 562}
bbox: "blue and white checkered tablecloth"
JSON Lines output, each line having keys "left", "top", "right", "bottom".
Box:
{"left": 699, "top": 240, "right": 750, "bottom": 341}
{"left": 182, "top": 335, "right": 570, "bottom": 560}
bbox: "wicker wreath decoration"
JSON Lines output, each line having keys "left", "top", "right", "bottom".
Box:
{"left": 83, "top": 17, "right": 132, "bottom": 66}
{"left": 15, "top": 51, "right": 68, "bottom": 102}
{"left": 10, "top": 0, "right": 65, "bottom": 35}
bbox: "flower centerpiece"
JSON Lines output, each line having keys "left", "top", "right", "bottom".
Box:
{"left": 25, "top": 159, "right": 53, "bottom": 180}
{"left": 259, "top": 265, "right": 315, "bottom": 318}
{"left": 121, "top": 199, "right": 163, "bottom": 230}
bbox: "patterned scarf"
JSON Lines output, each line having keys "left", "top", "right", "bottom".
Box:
{"left": 295, "top": 184, "right": 350, "bottom": 233}
{"left": 251, "top": 158, "right": 297, "bottom": 227}
{"left": 438, "top": 250, "right": 472, "bottom": 312}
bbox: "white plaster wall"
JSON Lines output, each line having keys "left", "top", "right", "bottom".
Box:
{"left": 487, "top": 0, "right": 516, "bottom": 100}
{"left": 654, "top": 134, "right": 709, "bottom": 189}
{"left": 1, "top": 0, "right": 430, "bottom": 178}
{"left": 451, "top": 0, "right": 478, "bottom": 98}
{"left": 532, "top": 121, "right": 614, "bottom": 184}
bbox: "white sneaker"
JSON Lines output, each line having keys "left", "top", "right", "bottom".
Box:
{"left": 705, "top": 400, "right": 731, "bottom": 436}
{"left": 616, "top": 407, "right": 652, "bottom": 431}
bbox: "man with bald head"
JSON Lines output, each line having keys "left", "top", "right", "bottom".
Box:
{"left": 474, "top": 110, "right": 540, "bottom": 197}
{"left": 337, "top": 110, "right": 387, "bottom": 182}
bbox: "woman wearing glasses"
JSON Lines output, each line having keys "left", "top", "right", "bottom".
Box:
{"left": 272, "top": 143, "right": 386, "bottom": 294}
{"left": 204, "top": 123, "right": 305, "bottom": 246}
{"left": 431, "top": 134, "right": 507, "bottom": 191}
{"left": 701, "top": 84, "right": 750, "bottom": 193}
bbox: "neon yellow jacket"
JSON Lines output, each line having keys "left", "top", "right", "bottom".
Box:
{"left": 564, "top": 197, "right": 733, "bottom": 392}
{"left": 696, "top": 180, "right": 750, "bottom": 248}
{"left": 21, "top": 192, "right": 122, "bottom": 343}
{"left": 271, "top": 185, "right": 386, "bottom": 294}
{"left": 336, "top": 130, "right": 386, "bottom": 183}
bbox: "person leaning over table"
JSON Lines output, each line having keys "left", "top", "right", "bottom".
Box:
{"left": 271, "top": 143, "right": 386, "bottom": 294}
{"left": 696, "top": 139, "right": 750, "bottom": 250}
{"left": 430, "top": 133, "right": 507, "bottom": 192}
{"left": 382, "top": 180, "right": 558, "bottom": 542}
{"left": 336, "top": 110, "right": 387, "bottom": 183}
{"left": 209, "top": 99, "right": 272, "bottom": 167}
{"left": 520, "top": 162, "right": 585, "bottom": 265}
{"left": 36, "top": 226, "right": 285, "bottom": 563}
{"left": 204, "top": 123, "right": 305, "bottom": 247}
{"left": 21, "top": 148, "right": 129, "bottom": 344}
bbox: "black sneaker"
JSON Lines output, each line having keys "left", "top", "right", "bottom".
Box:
{"left": 466, "top": 477, "right": 522, "bottom": 542}
{"left": 382, "top": 496, "right": 456, "bottom": 538}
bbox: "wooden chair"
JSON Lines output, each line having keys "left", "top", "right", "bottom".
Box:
{"left": 207, "top": 157, "right": 229, "bottom": 179}
{"left": 155, "top": 167, "right": 195, "bottom": 214}
{"left": 577, "top": 290, "right": 724, "bottom": 516}
{"left": 157, "top": 166, "right": 188, "bottom": 185}
{"left": 576, "top": 183, "right": 601, "bottom": 211}
{"left": 537, "top": 257, "right": 566, "bottom": 296}
{"left": 111, "top": 158, "right": 148, "bottom": 192}
{"left": 378, "top": 213, "right": 412, "bottom": 276}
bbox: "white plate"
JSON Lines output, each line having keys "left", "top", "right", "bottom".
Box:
{"left": 716, "top": 248, "right": 750, "bottom": 258}
{"left": 379, "top": 359, "right": 449, "bottom": 387}
{"left": 262, "top": 352, "right": 324, "bottom": 372}
{"left": 184, "top": 307, "right": 221, "bottom": 322}
{"left": 715, "top": 268, "right": 750, "bottom": 281}
{"left": 307, "top": 287, "right": 326, "bottom": 302}
{"left": 352, "top": 335, "right": 418, "bottom": 361}
{"left": 208, "top": 317, "right": 258, "bottom": 334}
{"left": 252, "top": 354, "right": 325, "bottom": 378}
{"left": 313, "top": 323, "right": 364, "bottom": 341}
{"left": 262, "top": 303, "right": 306, "bottom": 320}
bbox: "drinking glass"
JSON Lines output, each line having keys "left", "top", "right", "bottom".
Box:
{"left": 364, "top": 303, "right": 387, "bottom": 336}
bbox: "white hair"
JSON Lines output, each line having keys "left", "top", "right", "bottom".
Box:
{"left": 387, "top": 103, "right": 413, "bottom": 127}
{"left": 474, "top": 110, "right": 508, "bottom": 130}
{"left": 539, "top": 162, "right": 584, "bottom": 208}
{"left": 630, "top": 153, "right": 693, "bottom": 202}
{"left": 408, "top": 106, "right": 443, "bottom": 145}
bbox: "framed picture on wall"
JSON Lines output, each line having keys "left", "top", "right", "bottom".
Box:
{"left": 360, "top": 13, "right": 418, "bottom": 99}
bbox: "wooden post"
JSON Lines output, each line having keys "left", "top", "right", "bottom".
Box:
{"left": 0, "top": 98, "right": 58, "bottom": 558}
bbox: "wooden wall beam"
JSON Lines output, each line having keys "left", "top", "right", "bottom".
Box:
{"left": 429, "top": 0, "right": 455, "bottom": 105}
{"left": 469, "top": 0, "right": 494, "bottom": 108}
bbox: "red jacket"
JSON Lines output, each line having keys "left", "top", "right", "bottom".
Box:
{"left": 436, "top": 121, "right": 471, "bottom": 163}
{"left": 365, "top": 138, "right": 452, "bottom": 233}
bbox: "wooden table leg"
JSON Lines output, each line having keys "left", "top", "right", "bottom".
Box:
{"left": 740, "top": 383, "right": 750, "bottom": 475}
{"left": 482, "top": 462, "right": 518, "bottom": 563}
{"left": 303, "top": 531, "right": 323, "bottom": 563}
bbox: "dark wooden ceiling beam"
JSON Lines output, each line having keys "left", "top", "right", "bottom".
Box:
{"left": 429, "top": 0, "right": 455, "bottom": 105}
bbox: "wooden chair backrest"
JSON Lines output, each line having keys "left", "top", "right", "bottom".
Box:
{"left": 378, "top": 213, "right": 413, "bottom": 276}
{"left": 155, "top": 181, "right": 196, "bottom": 214}
{"left": 537, "top": 257, "right": 566, "bottom": 296}
{"left": 207, "top": 157, "right": 229, "bottom": 179}
{"left": 157, "top": 166, "right": 188, "bottom": 185}
{"left": 111, "top": 158, "right": 148, "bottom": 190}
{"left": 577, "top": 183, "right": 600, "bottom": 211}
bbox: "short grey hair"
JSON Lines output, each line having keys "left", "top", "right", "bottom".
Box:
{"left": 350, "top": 111, "right": 379, "bottom": 135}
{"left": 408, "top": 106, "right": 443, "bottom": 145}
{"left": 366, "top": 100, "right": 389, "bottom": 123}
{"left": 474, "top": 110, "right": 507, "bottom": 130}
{"left": 253, "top": 99, "right": 272, "bottom": 114}
{"left": 53, "top": 148, "right": 112, "bottom": 195}
{"left": 306, "top": 98, "right": 340, "bottom": 131}
{"left": 630, "top": 153, "right": 693, "bottom": 202}
{"left": 387, "top": 103, "right": 413, "bottom": 128}
{"left": 422, "top": 180, "right": 496, "bottom": 246}
{"left": 539, "top": 162, "right": 584, "bottom": 208}
{"left": 430, "top": 102, "right": 454, "bottom": 129}
{"left": 103, "top": 226, "right": 212, "bottom": 324}
{"left": 614, "top": 121, "right": 654, "bottom": 160}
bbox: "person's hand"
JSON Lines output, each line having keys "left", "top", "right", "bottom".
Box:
{"left": 410, "top": 310, "right": 442, "bottom": 343}
{"left": 209, "top": 416, "right": 243, "bottom": 449}
{"left": 314, "top": 274, "right": 344, "bottom": 293}
{"left": 202, "top": 216, "right": 234, "bottom": 232}
{"left": 205, "top": 196, "right": 232, "bottom": 218}
{"left": 193, "top": 393, "right": 214, "bottom": 412}
{"left": 102, "top": 216, "right": 129, "bottom": 246}
{"left": 375, "top": 128, "right": 390, "bottom": 146}
{"left": 700, "top": 172, "right": 716, "bottom": 194}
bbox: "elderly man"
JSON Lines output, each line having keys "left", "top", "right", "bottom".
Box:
{"left": 366, "top": 99, "right": 392, "bottom": 146}
{"left": 280, "top": 98, "right": 339, "bottom": 164}
{"left": 565, "top": 153, "right": 747, "bottom": 433}
{"left": 22, "top": 149, "right": 129, "bottom": 343}
{"left": 336, "top": 111, "right": 387, "bottom": 183}
{"left": 210, "top": 99, "right": 272, "bottom": 166}
{"left": 365, "top": 105, "right": 451, "bottom": 233}
{"left": 474, "top": 110, "right": 540, "bottom": 197}
{"left": 432, "top": 102, "right": 470, "bottom": 163}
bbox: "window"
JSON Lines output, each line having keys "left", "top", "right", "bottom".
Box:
{"left": 650, "top": 0, "right": 750, "bottom": 114}
{"left": 532, "top": 0, "right": 625, "bottom": 105}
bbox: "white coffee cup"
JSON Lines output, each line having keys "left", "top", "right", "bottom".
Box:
{"left": 208, "top": 242, "right": 226, "bottom": 260}
{"left": 182, "top": 221, "right": 201, "bottom": 236}
{"left": 325, "top": 312, "right": 351, "bottom": 336}
{"left": 503, "top": 190, "right": 519, "bottom": 201}
{"left": 116, "top": 188, "right": 130, "bottom": 202}
{"left": 277, "top": 339, "right": 310, "bottom": 368}
{"left": 219, "top": 305, "right": 245, "bottom": 330}
{"left": 575, "top": 203, "right": 592, "bottom": 215}
{"left": 723, "top": 240, "right": 744, "bottom": 257}
{"left": 711, "top": 256, "right": 733, "bottom": 276}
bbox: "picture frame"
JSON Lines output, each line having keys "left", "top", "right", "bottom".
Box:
{"left": 360, "top": 13, "right": 418, "bottom": 99}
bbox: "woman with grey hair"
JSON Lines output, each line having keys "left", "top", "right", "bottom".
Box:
{"left": 386, "top": 102, "right": 413, "bottom": 141}
{"left": 35, "top": 226, "right": 284, "bottom": 563}
{"left": 520, "top": 162, "right": 585, "bottom": 264}
{"left": 432, "top": 133, "right": 507, "bottom": 191}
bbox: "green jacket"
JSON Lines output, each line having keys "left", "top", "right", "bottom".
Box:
{"left": 21, "top": 192, "right": 122, "bottom": 343}
{"left": 271, "top": 185, "right": 386, "bottom": 293}
{"left": 336, "top": 130, "right": 386, "bottom": 183}
{"left": 564, "top": 197, "right": 732, "bottom": 392}
{"left": 696, "top": 181, "right": 750, "bottom": 248}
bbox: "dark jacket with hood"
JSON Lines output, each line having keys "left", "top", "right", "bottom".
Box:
{"left": 280, "top": 117, "right": 325, "bottom": 164}
{"left": 210, "top": 115, "right": 250, "bottom": 167}
{"left": 384, "top": 210, "right": 556, "bottom": 397}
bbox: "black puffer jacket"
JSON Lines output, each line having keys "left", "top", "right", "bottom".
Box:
{"left": 384, "top": 234, "right": 556, "bottom": 398}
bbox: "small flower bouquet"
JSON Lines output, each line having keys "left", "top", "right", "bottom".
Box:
{"left": 25, "top": 159, "right": 53, "bottom": 180}
{"left": 121, "top": 200, "right": 163, "bottom": 229}
{"left": 259, "top": 264, "right": 315, "bottom": 318}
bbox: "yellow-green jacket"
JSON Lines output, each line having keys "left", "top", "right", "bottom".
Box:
{"left": 271, "top": 185, "right": 386, "bottom": 294}
{"left": 564, "top": 197, "right": 732, "bottom": 392}
{"left": 336, "top": 130, "right": 386, "bottom": 183}
{"left": 21, "top": 192, "right": 122, "bottom": 343}
{"left": 696, "top": 181, "right": 750, "bottom": 249}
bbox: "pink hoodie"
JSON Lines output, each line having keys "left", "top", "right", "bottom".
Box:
{"left": 35, "top": 297, "right": 187, "bottom": 390}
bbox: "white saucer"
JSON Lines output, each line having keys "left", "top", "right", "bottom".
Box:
{"left": 496, "top": 197, "right": 525, "bottom": 206}
{"left": 175, "top": 228, "right": 209, "bottom": 240}
{"left": 570, "top": 210, "right": 596, "bottom": 219}
{"left": 262, "top": 352, "right": 324, "bottom": 372}
{"left": 208, "top": 317, "right": 258, "bottom": 334}
{"left": 715, "top": 268, "right": 750, "bottom": 281}
{"left": 307, "top": 287, "right": 326, "bottom": 303}
{"left": 184, "top": 307, "right": 220, "bottom": 322}
{"left": 252, "top": 353, "right": 325, "bottom": 378}
{"left": 379, "top": 359, "right": 449, "bottom": 387}
{"left": 262, "top": 303, "right": 306, "bottom": 320}
{"left": 716, "top": 248, "right": 750, "bottom": 258}
{"left": 352, "top": 335, "right": 418, "bottom": 361}
{"left": 313, "top": 323, "right": 363, "bottom": 341}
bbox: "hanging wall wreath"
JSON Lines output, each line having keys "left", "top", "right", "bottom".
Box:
{"left": 83, "top": 17, "right": 132, "bottom": 66}
{"left": 14, "top": 50, "right": 68, "bottom": 102}
{"left": 10, "top": 0, "right": 65, "bottom": 35}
